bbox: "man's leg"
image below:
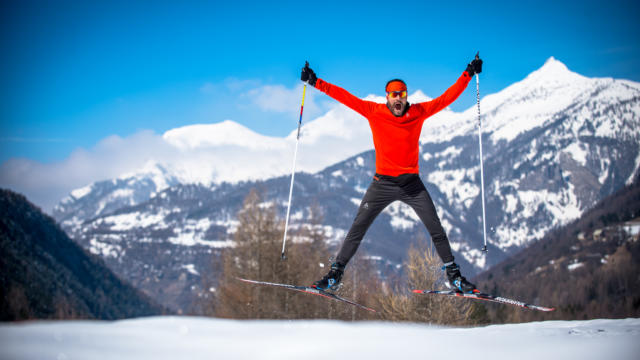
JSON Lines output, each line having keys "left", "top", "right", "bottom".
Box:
{"left": 400, "top": 176, "right": 477, "bottom": 292}
{"left": 335, "top": 178, "right": 396, "bottom": 266}
{"left": 313, "top": 178, "right": 396, "bottom": 290}
{"left": 399, "top": 175, "right": 454, "bottom": 264}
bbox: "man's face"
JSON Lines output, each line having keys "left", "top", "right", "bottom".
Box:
{"left": 387, "top": 90, "right": 408, "bottom": 117}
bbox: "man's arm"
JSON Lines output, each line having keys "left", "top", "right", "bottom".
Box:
{"left": 301, "top": 63, "right": 374, "bottom": 117}
{"left": 420, "top": 54, "right": 483, "bottom": 118}
{"left": 419, "top": 71, "right": 472, "bottom": 117}
{"left": 314, "top": 78, "right": 375, "bottom": 118}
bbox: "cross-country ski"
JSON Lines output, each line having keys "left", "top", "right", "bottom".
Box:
{"left": 237, "top": 278, "right": 377, "bottom": 313}
{"left": 412, "top": 289, "right": 555, "bottom": 312}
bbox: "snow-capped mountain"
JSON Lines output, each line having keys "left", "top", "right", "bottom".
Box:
{"left": 415, "top": 57, "right": 640, "bottom": 267}
{"left": 52, "top": 112, "right": 377, "bottom": 223}
{"left": 423, "top": 57, "right": 640, "bottom": 145}
{"left": 53, "top": 58, "right": 640, "bottom": 312}
{"left": 54, "top": 161, "right": 180, "bottom": 228}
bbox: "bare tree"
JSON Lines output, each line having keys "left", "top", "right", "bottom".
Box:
{"left": 374, "top": 241, "right": 477, "bottom": 325}
{"left": 214, "top": 189, "right": 286, "bottom": 318}
{"left": 212, "top": 191, "right": 383, "bottom": 320}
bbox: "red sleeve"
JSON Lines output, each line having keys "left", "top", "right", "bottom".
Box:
{"left": 419, "top": 71, "right": 472, "bottom": 118}
{"left": 314, "top": 78, "right": 375, "bottom": 118}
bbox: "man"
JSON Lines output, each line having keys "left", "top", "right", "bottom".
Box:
{"left": 301, "top": 54, "right": 483, "bottom": 293}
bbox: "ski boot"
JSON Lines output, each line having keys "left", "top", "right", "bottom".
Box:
{"left": 312, "top": 262, "right": 345, "bottom": 291}
{"left": 444, "top": 263, "right": 477, "bottom": 293}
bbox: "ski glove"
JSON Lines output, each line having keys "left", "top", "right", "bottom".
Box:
{"left": 465, "top": 52, "right": 483, "bottom": 77}
{"left": 301, "top": 62, "right": 317, "bottom": 86}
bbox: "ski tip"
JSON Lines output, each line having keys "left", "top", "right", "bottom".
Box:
{"left": 411, "top": 289, "right": 423, "bottom": 294}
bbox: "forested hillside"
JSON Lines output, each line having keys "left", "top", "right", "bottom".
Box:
{"left": 0, "top": 189, "right": 167, "bottom": 321}
{"left": 475, "top": 177, "right": 640, "bottom": 322}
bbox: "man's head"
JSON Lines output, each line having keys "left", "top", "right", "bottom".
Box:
{"left": 385, "top": 79, "right": 408, "bottom": 117}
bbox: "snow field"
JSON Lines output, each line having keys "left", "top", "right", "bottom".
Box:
{"left": 0, "top": 317, "right": 638, "bottom": 360}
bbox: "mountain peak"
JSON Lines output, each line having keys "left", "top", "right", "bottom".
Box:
{"left": 525, "top": 56, "right": 583, "bottom": 83}
{"left": 542, "top": 56, "right": 566, "bottom": 70}
{"left": 162, "top": 120, "right": 282, "bottom": 151}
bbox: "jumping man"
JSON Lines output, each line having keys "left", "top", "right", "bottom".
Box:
{"left": 301, "top": 55, "right": 483, "bottom": 293}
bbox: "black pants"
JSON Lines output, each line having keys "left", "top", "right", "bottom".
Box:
{"left": 336, "top": 173, "right": 455, "bottom": 266}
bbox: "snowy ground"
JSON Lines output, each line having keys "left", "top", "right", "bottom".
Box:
{"left": 1, "top": 316, "right": 638, "bottom": 360}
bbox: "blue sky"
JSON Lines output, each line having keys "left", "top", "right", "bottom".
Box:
{"left": 2, "top": 0, "right": 639, "bottom": 164}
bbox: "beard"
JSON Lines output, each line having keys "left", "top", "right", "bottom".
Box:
{"left": 387, "top": 100, "right": 407, "bottom": 117}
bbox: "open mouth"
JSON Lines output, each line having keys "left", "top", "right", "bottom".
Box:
{"left": 394, "top": 103, "right": 402, "bottom": 111}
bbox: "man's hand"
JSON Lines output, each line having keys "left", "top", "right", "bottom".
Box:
{"left": 466, "top": 52, "right": 483, "bottom": 77}
{"left": 301, "top": 61, "right": 317, "bottom": 86}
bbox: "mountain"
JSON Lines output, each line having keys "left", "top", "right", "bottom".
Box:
{"left": 0, "top": 189, "right": 167, "bottom": 321}
{"left": 475, "top": 177, "right": 640, "bottom": 322}
{"left": 54, "top": 162, "right": 180, "bottom": 229}
{"left": 52, "top": 57, "right": 640, "bottom": 312}
{"left": 416, "top": 57, "right": 640, "bottom": 267}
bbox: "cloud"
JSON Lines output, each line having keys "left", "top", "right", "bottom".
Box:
{"left": 199, "top": 82, "right": 215, "bottom": 93}
{"left": 0, "top": 130, "right": 172, "bottom": 212}
{"left": 243, "top": 82, "right": 327, "bottom": 122}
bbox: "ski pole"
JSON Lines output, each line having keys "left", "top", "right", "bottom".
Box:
{"left": 281, "top": 62, "right": 308, "bottom": 260}
{"left": 475, "top": 52, "right": 488, "bottom": 253}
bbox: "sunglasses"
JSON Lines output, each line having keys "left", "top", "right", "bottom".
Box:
{"left": 387, "top": 90, "right": 407, "bottom": 98}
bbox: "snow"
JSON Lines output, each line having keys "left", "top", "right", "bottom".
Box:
{"left": 88, "top": 237, "right": 122, "bottom": 258}
{"left": 626, "top": 145, "right": 640, "bottom": 185}
{"left": 163, "top": 120, "right": 285, "bottom": 151}
{"left": 102, "top": 211, "right": 167, "bottom": 231}
{"left": 568, "top": 262, "right": 584, "bottom": 271}
{"left": 167, "top": 232, "right": 233, "bottom": 248}
{"left": 383, "top": 201, "right": 420, "bottom": 231}
{"left": 70, "top": 184, "right": 92, "bottom": 200}
{"left": 420, "top": 57, "right": 605, "bottom": 146}
{"left": 462, "top": 248, "right": 487, "bottom": 269}
{"left": 354, "top": 184, "right": 367, "bottom": 194}
{"left": 564, "top": 142, "right": 588, "bottom": 167}
{"left": 0, "top": 317, "right": 637, "bottom": 360}
{"left": 181, "top": 264, "right": 200, "bottom": 276}
{"left": 427, "top": 168, "right": 479, "bottom": 207}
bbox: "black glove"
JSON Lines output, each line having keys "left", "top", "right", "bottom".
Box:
{"left": 465, "top": 52, "right": 483, "bottom": 77}
{"left": 301, "top": 61, "right": 317, "bottom": 86}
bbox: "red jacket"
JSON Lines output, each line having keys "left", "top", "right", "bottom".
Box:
{"left": 314, "top": 72, "right": 472, "bottom": 176}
